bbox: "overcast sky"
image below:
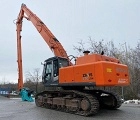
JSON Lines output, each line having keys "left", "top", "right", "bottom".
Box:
{"left": 0, "top": 0, "right": 140, "bottom": 83}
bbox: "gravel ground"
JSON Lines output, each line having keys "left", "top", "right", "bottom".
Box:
{"left": 0, "top": 96, "right": 140, "bottom": 120}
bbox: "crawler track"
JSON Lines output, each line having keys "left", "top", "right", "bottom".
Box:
{"left": 35, "top": 90, "right": 99, "bottom": 116}
{"left": 83, "top": 89, "right": 122, "bottom": 109}
{"left": 97, "top": 90, "right": 122, "bottom": 109}
{"left": 35, "top": 89, "right": 122, "bottom": 116}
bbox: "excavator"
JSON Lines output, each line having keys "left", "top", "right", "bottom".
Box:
{"left": 16, "top": 4, "right": 130, "bottom": 116}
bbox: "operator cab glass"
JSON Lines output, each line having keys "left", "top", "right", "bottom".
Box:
{"left": 42, "top": 57, "right": 69, "bottom": 86}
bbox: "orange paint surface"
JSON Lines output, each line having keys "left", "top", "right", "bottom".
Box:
{"left": 59, "top": 61, "right": 129, "bottom": 87}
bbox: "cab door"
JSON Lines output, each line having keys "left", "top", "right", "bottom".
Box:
{"left": 42, "top": 58, "right": 59, "bottom": 86}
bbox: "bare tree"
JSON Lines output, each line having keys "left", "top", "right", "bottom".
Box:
{"left": 25, "top": 68, "right": 41, "bottom": 93}
{"left": 74, "top": 37, "right": 119, "bottom": 58}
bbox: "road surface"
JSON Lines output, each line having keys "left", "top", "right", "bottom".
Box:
{"left": 0, "top": 96, "right": 140, "bottom": 120}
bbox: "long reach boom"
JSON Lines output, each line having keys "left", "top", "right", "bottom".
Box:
{"left": 16, "top": 4, "right": 68, "bottom": 90}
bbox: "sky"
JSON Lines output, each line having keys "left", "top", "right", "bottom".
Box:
{"left": 0, "top": 0, "right": 140, "bottom": 83}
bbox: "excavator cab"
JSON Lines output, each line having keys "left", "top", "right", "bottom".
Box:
{"left": 42, "top": 56, "right": 69, "bottom": 86}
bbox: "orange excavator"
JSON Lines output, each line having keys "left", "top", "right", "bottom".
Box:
{"left": 16, "top": 4, "right": 130, "bottom": 116}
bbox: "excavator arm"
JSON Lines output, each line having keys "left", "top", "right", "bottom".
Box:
{"left": 16, "top": 4, "right": 69, "bottom": 90}
{"left": 17, "top": 4, "right": 68, "bottom": 57}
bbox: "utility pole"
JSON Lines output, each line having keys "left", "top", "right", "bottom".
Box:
{"left": 121, "top": 42, "right": 128, "bottom": 100}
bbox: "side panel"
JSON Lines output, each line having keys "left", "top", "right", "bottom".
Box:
{"left": 73, "top": 64, "right": 95, "bottom": 83}
{"left": 94, "top": 62, "right": 117, "bottom": 86}
{"left": 59, "top": 64, "right": 96, "bottom": 85}
{"left": 115, "top": 64, "right": 129, "bottom": 85}
{"left": 94, "top": 62, "right": 129, "bottom": 86}
{"left": 59, "top": 66, "right": 74, "bottom": 83}
{"left": 59, "top": 63, "right": 96, "bottom": 86}
{"left": 59, "top": 62, "right": 129, "bottom": 87}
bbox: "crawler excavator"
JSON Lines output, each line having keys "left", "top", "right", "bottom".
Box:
{"left": 16, "top": 4, "right": 130, "bottom": 116}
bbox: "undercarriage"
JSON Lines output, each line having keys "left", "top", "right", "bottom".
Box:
{"left": 35, "top": 89, "right": 122, "bottom": 116}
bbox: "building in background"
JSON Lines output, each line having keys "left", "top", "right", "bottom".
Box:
{"left": 0, "top": 88, "right": 11, "bottom": 97}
